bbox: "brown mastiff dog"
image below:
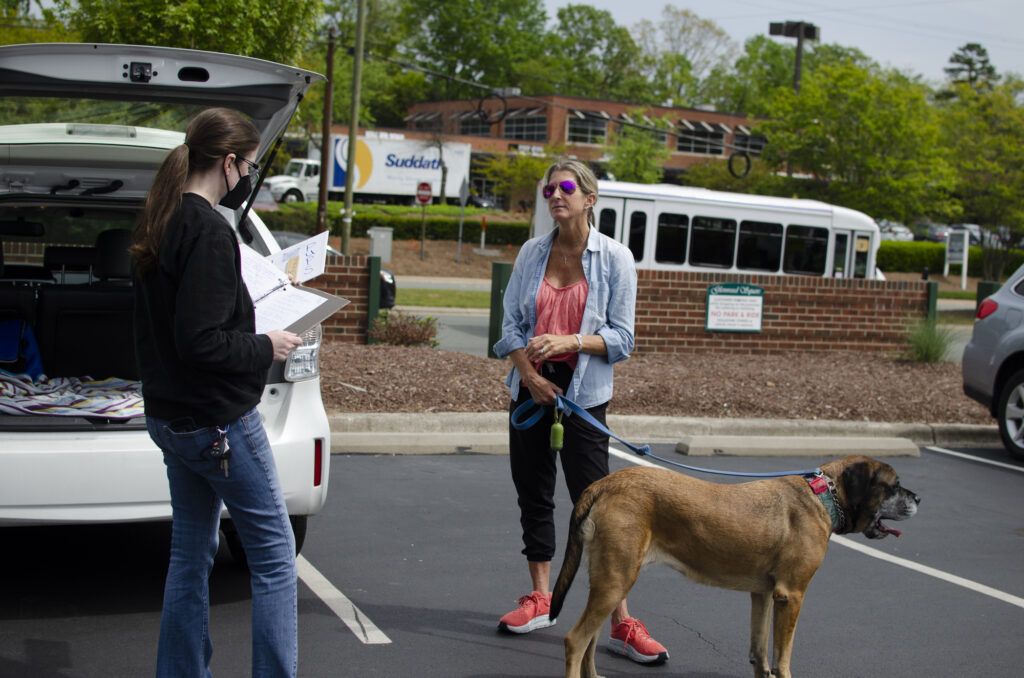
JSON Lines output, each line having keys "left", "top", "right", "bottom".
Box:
{"left": 549, "top": 455, "right": 920, "bottom": 678}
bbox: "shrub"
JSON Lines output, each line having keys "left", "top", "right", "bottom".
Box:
{"left": 877, "top": 241, "right": 1024, "bottom": 278}
{"left": 368, "top": 310, "right": 439, "bottom": 348}
{"left": 257, "top": 203, "right": 531, "bottom": 245}
{"left": 904, "top": 319, "right": 954, "bottom": 363}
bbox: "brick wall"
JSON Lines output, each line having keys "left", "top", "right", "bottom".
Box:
{"left": 304, "top": 254, "right": 373, "bottom": 343}
{"left": 635, "top": 270, "right": 928, "bottom": 354}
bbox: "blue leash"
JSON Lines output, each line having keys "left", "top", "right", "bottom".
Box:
{"left": 511, "top": 394, "right": 822, "bottom": 479}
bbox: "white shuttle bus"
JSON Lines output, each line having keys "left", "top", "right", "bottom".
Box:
{"left": 534, "top": 180, "right": 882, "bottom": 279}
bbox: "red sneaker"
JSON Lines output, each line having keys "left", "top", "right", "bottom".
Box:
{"left": 497, "top": 591, "right": 554, "bottom": 634}
{"left": 608, "top": 617, "right": 669, "bottom": 664}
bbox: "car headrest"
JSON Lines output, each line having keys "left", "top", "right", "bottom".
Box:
{"left": 94, "top": 229, "right": 133, "bottom": 280}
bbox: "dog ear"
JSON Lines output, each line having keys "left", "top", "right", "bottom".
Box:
{"left": 840, "top": 461, "right": 879, "bottom": 532}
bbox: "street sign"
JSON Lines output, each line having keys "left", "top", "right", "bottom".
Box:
{"left": 944, "top": 229, "right": 969, "bottom": 290}
{"left": 415, "top": 181, "right": 432, "bottom": 205}
{"left": 458, "top": 177, "right": 470, "bottom": 207}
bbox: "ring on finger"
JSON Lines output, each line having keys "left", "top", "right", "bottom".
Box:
{"left": 539, "top": 347, "right": 546, "bottom": 354}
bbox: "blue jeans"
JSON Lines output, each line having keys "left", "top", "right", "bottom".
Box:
{"left": 147, "top": 408, "right": 297, "bottom": 678}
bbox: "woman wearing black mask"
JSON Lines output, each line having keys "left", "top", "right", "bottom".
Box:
{"left": 132, "top": 107, "right": 304, "bottom": 678}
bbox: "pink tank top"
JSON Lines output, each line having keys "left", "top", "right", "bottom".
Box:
{"left": 534, "top": 276, "right": 588, "bottom": 370}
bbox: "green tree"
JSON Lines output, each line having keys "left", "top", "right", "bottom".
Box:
{"left": 759, "top": 62, "right": 956, "bottom": 224}
{"left": 634, "top": 6, "right": 735, "bottom": 106}
{"left": 602, "top": 115, "right": 671, "bottom": 183}
{"left": 1, "top": 1, "right": 74, "bottom": 45}
{"left": 52, "top": 0, "right": 323, "bottom": 65}
{"left": 287, "top": 0, "right": 428, "bottom": 154}
{"left": 939, "top": 77, "right": 1024, "bottom": 279}
{"left": 476, "top": 145, "right": 565, "bottom": 231}
{"left": 398, "top": 0, "right": 548, "bottom": 100}
{"left": 547, "top": 5, "right": 648, "bottom": 102}
{"left": 704, "top": 35, "right": 793, "bottom": 116}
{"left": 945, "top": 42, "right": 999, "bottom": 89}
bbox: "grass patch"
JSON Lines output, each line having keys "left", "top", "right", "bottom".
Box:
{"left": 938, "top": 290, "right": 976, "bottom": 300}
{"left": 396, "top": 288, "right": 490, "bottom": 308}
{"left": 936, "top": 309, "right": 977, "bottom": 325}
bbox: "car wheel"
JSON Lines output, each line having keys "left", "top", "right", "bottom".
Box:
{"left": 221, "top": 515, "right": 308, "bottom": 569}
{"left": 997, "top": 369, "right": 1024, "bottom": 460}
{"left": 283, "top": 189, "right": 303, "bottom": 203}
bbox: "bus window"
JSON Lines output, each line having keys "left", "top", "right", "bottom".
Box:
{"left": 853, "top": 234, "right": 871, "bottom": 278}
{"left": 833, "top": 233, "right": 849, "bottom": 277}
{"left": 598, "top": 208, "right": 616, "bottom": 239}
{"left": 628, "top": 211, "right": 647, "bottom": 261}
{"left": 783, "top": 225, "right": 828, "bottom": 275}
{"left": 737, "top": 220, "right": 782, "bottom": 271}
{"left": 655, "top": 213, "right": 688, "bottom": 264}
{"left": 689, "top": 216, "right": 736, "bottom": 268}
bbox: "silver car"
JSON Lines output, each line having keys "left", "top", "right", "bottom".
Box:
{"left": 962, "top": 264, "right": 1024, "bottom": 458}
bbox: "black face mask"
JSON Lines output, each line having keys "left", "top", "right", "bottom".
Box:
{"left": 219, "top": 169, "right": 255, "bottom": 210}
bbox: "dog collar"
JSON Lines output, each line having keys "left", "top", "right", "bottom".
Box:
{"left": 808, "top": 473, "right": 846, "bottom": 533}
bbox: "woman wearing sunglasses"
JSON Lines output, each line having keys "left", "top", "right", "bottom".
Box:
{"left": 492, "top": 159, "right": 668, "bottom": 665}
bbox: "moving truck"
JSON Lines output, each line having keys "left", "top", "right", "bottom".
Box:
{"left": 265, "top": 134, "right": 472, "bottom": 204}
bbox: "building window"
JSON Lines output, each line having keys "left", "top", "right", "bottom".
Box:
{"left": 414, "top": 118, "right": 442, "bottom": 133}
{"left": 568, "top": 114, "right": 606, "bottom": 143}
{"left": 783, "top": 225, "right": 829, "bottom": 276}
{"left": 655, "top": 213, "right": 688, "bottom": 264}
{"left": 736, "top": 220, "right": 783, "bottom": 271}
{"left": 734, "top": 134, "right": 766, "bottom": 155}
{"left": 689, "top": 216, "right": 736, "bottom": 267}
{"left": 677, "top": 127, "right": 724, "bottom": 155}
{"left": 460, "top": 116, "right": 491, "bottom": 136}
{"left": 504, "top": 115, "right": 547, "bottom": 141}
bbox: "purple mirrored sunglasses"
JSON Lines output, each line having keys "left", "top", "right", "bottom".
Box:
{"left": 542, "top": 179, "right": 578, "bottom": 199}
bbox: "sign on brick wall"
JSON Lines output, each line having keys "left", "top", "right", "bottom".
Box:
{"left": 705, "top": 283, "right": 764, "bottom": 332}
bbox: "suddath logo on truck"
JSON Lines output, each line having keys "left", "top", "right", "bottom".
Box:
{"left": 330, "top": 136, "right": 470, "bottom": 196}
{"left": 384, "top": 154, "right": 443, "bottom": 170}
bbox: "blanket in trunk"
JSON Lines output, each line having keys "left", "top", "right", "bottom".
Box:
{"left": 0, "top": 370, "right": 144, "bottom": 419}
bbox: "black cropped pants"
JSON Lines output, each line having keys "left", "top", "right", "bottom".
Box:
{"left": 508, "top": 361, "right": 609, "bottom": 562}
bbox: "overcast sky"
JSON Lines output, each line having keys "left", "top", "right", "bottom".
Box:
{"left": 543, "top": 0, "right": 1023, "bottom": 86}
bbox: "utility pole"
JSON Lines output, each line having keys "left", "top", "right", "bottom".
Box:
{"left": 341, "top": 0, "right": 367, "bottom": 255}
{"left": 317, "top": 28, "right": 334, "bottom": 234}
{"left": 769, "top": 21, "right": 820, "bottom": 93}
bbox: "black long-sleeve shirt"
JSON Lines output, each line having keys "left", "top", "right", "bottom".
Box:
{"left": 134, "top": 193, "right": 273, "bottom": 426}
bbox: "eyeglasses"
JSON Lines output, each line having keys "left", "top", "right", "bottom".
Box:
{"left": 542, "top": 179, "right": 578, "bottom": 199}
{"left": 235, "top": 156, "right": 261, "bottom": 182}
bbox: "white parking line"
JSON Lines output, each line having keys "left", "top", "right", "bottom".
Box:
{"left": 296, "top": 555, "right": 392, "bottom": 644}
{"left": 924, "top": 445, "right": 1024, "bottom": 473}
{"left": 610, "top": 444, "right": 1024, "bottom": 612}
{"left": 831, "top": 535, "right": 1024, "bottom": 609}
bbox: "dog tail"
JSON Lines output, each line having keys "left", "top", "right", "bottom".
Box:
{"left": 549, "top": 483, "right": 601, "bottom": 622}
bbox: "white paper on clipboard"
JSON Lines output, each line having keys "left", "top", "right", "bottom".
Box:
{"left": 240, "top": 245, "right": 349, "bottom": 334}
{"left": 266, "top": 231, "right": 329, "bottom": 283}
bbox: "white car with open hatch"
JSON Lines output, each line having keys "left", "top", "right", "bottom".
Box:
{"left": 0, "top": 43, "right": 330, "bottom": 561}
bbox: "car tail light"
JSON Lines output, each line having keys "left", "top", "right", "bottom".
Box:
{"left": 977, "top": 298, "right": 998, "bottom": 320}
{"left": 313, "top": 438, "right": 323, "bottom": 487}
{"left": 285, "top": 324, "right": 321, "bottom": 381}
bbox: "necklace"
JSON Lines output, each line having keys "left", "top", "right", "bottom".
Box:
{"left": 557, "top": 233, "right": 584, "bottom": 264}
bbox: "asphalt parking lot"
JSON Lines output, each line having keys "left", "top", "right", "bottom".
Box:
{"left": 2, "top": 443, "right": 1023, "bottom": 677}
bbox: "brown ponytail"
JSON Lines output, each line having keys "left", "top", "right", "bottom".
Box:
{"left": 131, "top": 108, "right": 260, "bottom": 274}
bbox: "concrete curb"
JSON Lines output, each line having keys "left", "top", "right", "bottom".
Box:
{"left": 327, "top": 413, "right": 1001, "bottom": 456}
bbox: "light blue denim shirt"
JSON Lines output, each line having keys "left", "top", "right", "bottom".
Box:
{"left": 492, "top": 226, "right": 637, "bottom": 408}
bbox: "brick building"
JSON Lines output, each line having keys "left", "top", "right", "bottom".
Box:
{"left": 403, "top": 93, "right": 765, "bottom": 181}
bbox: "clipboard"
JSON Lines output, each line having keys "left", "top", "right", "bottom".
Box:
{"left": 281, "top": 286, "right": 349, "bottom": 334}
{"left": 239, "top": 244, "right": 349, "bottom": 334}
